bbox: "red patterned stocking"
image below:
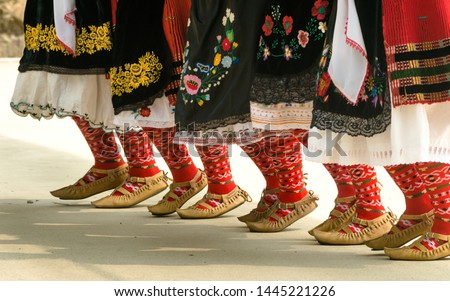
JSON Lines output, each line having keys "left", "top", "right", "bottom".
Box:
{"left": 72, "top": 116, "right": 125, "bottom": 184}
{"left": 414, "top": 162, "right": 450, "bottom": 250}
{"left": 113, "top": 130, "right": 161, "bottom": 196}
{"left": 344, "top": 165, "right": 385, "bottom": 233}
{"left": 266, "top": 134, "right": 307, "bottom": 221}
{"left": 196, "top": 145, "right": 236, "bottom": 209}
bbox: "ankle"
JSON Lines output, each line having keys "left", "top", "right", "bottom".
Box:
{"left": 170, "top": 164, "right": 199, "bottom": 183}
{"left": 355, "top": 206, "right": 385, "bottom": 220}
{"left": 332, "top": 196, "right": 356, "bottom": 215}
{"left": 129, "top": 166, "right": 161, "bottom": 178}
{"left": 431, "top": 218, "right": 450, "bottom": 235}
{"left": 279, "top": 189, "right": 308, "bottom": 203}
{"left": 94, "top": 161, "right": 126, "bottom": 170}
{"left": 208, "top": 182, "right": 236, "bottom": 195}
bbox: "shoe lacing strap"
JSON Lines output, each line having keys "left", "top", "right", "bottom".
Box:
{"left": 351, "top": 211, "right": 396, "bottom": 226}
{"left": 76, "top": 165, "right": 128, "bottom": 186}
{"left": 168, "top": 169, "right": 205, "bottom": 190}
{"left": 334, "top": 195, "right": 357, "bottom": 204}
{"left": 409, "top": 232, "right": 450, "bottom": 252}
{"left": 74, "top": 166, "right": 105, "bottom": 186}
{"left": 425, "top": 232, "right": 450, "bottom": 242}
{"left": 256, "top": 188, "right": 280, "bottom": 207}
{"left": 261, "top": 187, "right": 280, "bottom": 196}
{"left": 202, "top": 186, "right": 252, "bottom": 204}
{"left": 435, "top": 215, "right": 450, "bottom": 223}
{"left": 126, "top": 171, "right": 170, "bottom": 185}
{"left": 277, "top": 191, "right": 318, "bottom": 210}
{"left": 399, "top": 209, "right": 435, "bottom": 223}
{"left": 161, "top": 172, "right": 207, "bottom": 202}
{"left": 90, "top": 164, "right": 128, "bottom": 175}
{"left": 113, "top": 172, "right": 169, "bottom": 196}
{"left": 355, "top": 206, "right": 389, "bottom": 215}
{"left": 303, "top": 173, "right": 309, "bottom": 186}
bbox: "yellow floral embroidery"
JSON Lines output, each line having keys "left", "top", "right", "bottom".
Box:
{"left": 110, "top": 52, "right": 164, "bottom": 96}
{"left": 24, "top": 22, "right": 112, "bottom": 55}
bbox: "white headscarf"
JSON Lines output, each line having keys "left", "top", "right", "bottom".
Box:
{"left": 328, "top": 0, "right": 368, "bottom": 104}
{"left": 53, "top": 0, "right": 77, "bottom": 57}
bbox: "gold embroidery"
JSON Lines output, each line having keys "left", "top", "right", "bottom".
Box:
{"left": 25, "top": 22, "right": 112, "bottom": 55}
{"left": 110, "top": 52, "right": 164, "bottom": 96}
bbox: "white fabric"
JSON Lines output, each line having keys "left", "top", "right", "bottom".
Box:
{"left": 113, "top": 95, "right": 176, "bottom": 131}
{"left": 250, "top": 101, "right": 313, "bottom": 131}
{"left": 11, "top": 71, "right": 115, "bottom": 130}
{"left": 53, "top": 0, "right": 77, "bottom": 56}
{"left": 306, "top": 102, "right": 450, "bottom": 166}
{"left": 328, "top": 0, "right": 367, "bottom": 104}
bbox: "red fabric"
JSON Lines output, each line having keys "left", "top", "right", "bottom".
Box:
{"left": 72, "top": 116, "right": 124, "bottom": 170}
{"left": 416, "top": 162, "right": 450, "bottom": 235}
{"left": 162, "top": 0, "right": 192, "bottom": 106}
{"left": 197, "top": 145, "right": 236, "bottom": 195}
{"left": 240, "top": 138, "right": 279, "bottom": 190}
{"left": 347, "top": 165, "right": 385, "bottom": 220}
{"left": 385, "top": 164, "right": 433, "bottom": 215}
{"left": 111, "top": 0, "right": 118, "bottom": 27}
{"left": 266, "top": 135, "right": 307, "bottom": 203}
{"left": 292, "top": 129, "right": 308, "bottom": 147}
{"left": 324, "top": 164, "right": 356, "bottom": 198}
{"left": 119, "top": 130, "right": 160, "bottom": 177}
{"left": 145, "top": 127, "right": 198, "bottom": 183}
{"left": 382, "top": 0, "right": 449, "bottom": 45}
{"left": 382, "top": 0, "right": 450, "bottom": 107}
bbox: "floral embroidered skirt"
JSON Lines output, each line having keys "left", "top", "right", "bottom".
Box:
{"left": 10, "top": 0, "right": 116, "bottom": 130}
{"left": 175, "top": 0, "right": 267, "bottom": 145}
{"left": 250, "top": 0, "right": 330, "bottom": 132}
{"left": 109, "top": 0, "right": 190, "bottom": 132}
{"left": 307, "top": 0, "right": 450, "bottom": 165}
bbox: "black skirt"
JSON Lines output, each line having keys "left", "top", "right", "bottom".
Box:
{"left": 109, "top": 0, "right": 173, "bottom": 114}
{"left": 251, "top": 0, "right": 330, "bottom": 106}
{"left": 175, "top": 0, "right": 268, "bottom": 134}
{"left": 19, "top": 0, "right": 113, "bottom": 74}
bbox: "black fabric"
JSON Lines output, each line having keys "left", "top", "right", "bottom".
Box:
{"left": 110, "top": 0, "right": 173, "bottom": 113}
{"left": 250, "top": 0, "right": 330, "bottom": 105}
{"left": 311, "top": 0, "right": 391, "bottom": 137}
{"left": 176, "top": 0, "right": 268, "bottom": 132}
{"left": 255, "top": 0, "right": 328, "bottom": 75}
{"left": 19, "top": 0, "right": 112, "bottom": 74}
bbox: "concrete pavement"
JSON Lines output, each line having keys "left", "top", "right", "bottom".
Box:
{"left": 1, "top": 58, "right": 449, "bottom": 281}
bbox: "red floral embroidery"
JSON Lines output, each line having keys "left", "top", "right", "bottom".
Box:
{"left": 282, "top": 16, "right": 293, "bottom": 35}
{"left": 222, "top": 38, "right": 231, "bottom": 51}
{"left": 262, "top": 15, "right": 274, "bottom": 36}
{"left": 297, "top": 30, "right": 309, "bottom": 48}
{"left": 139, "top": 107, "right": 151, "bottom": 117}
{"left": 311, "top": 0, "right": 330, "bottom": 21}
{"left": 317, "top": 72, "right": 331, "bottom": 97}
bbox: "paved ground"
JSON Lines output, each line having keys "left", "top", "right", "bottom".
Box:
{"left": 1, "top": 58, "right": 449, "bottom": 281}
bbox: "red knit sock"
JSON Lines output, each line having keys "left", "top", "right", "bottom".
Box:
{"left": 267, "top": 134, "right": 307, "bottom": 222}
{"left": 241, "top": 137, "right": 279, "bottom": 211}
{"left": 324, "top": 163, "right": 356, "bottom": 219}
{"left": 196, "top": 145, "right": 236, "bottom": 210}
{"left": 72, "top": 116, "right": 125, "bottom": 185}
{"left": 385, "top": 164, "right": 433, "bottom": 232}
{"left": 324, "top": 164, "right": 356, "bottom": 198}
{"left": 145, "top": 127, "right": 201, "bottom": 202}
{"left": 112, "top": 130, "right": 160, "bottom": 196}
{"left": 292, "top": 129, "right": 309, "bottom": 147}
{"left": 415, "top": 163, "right": 450, "bottom": 251}
{"left": 343, "top": 165, "right": 385, "bottom": 233}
